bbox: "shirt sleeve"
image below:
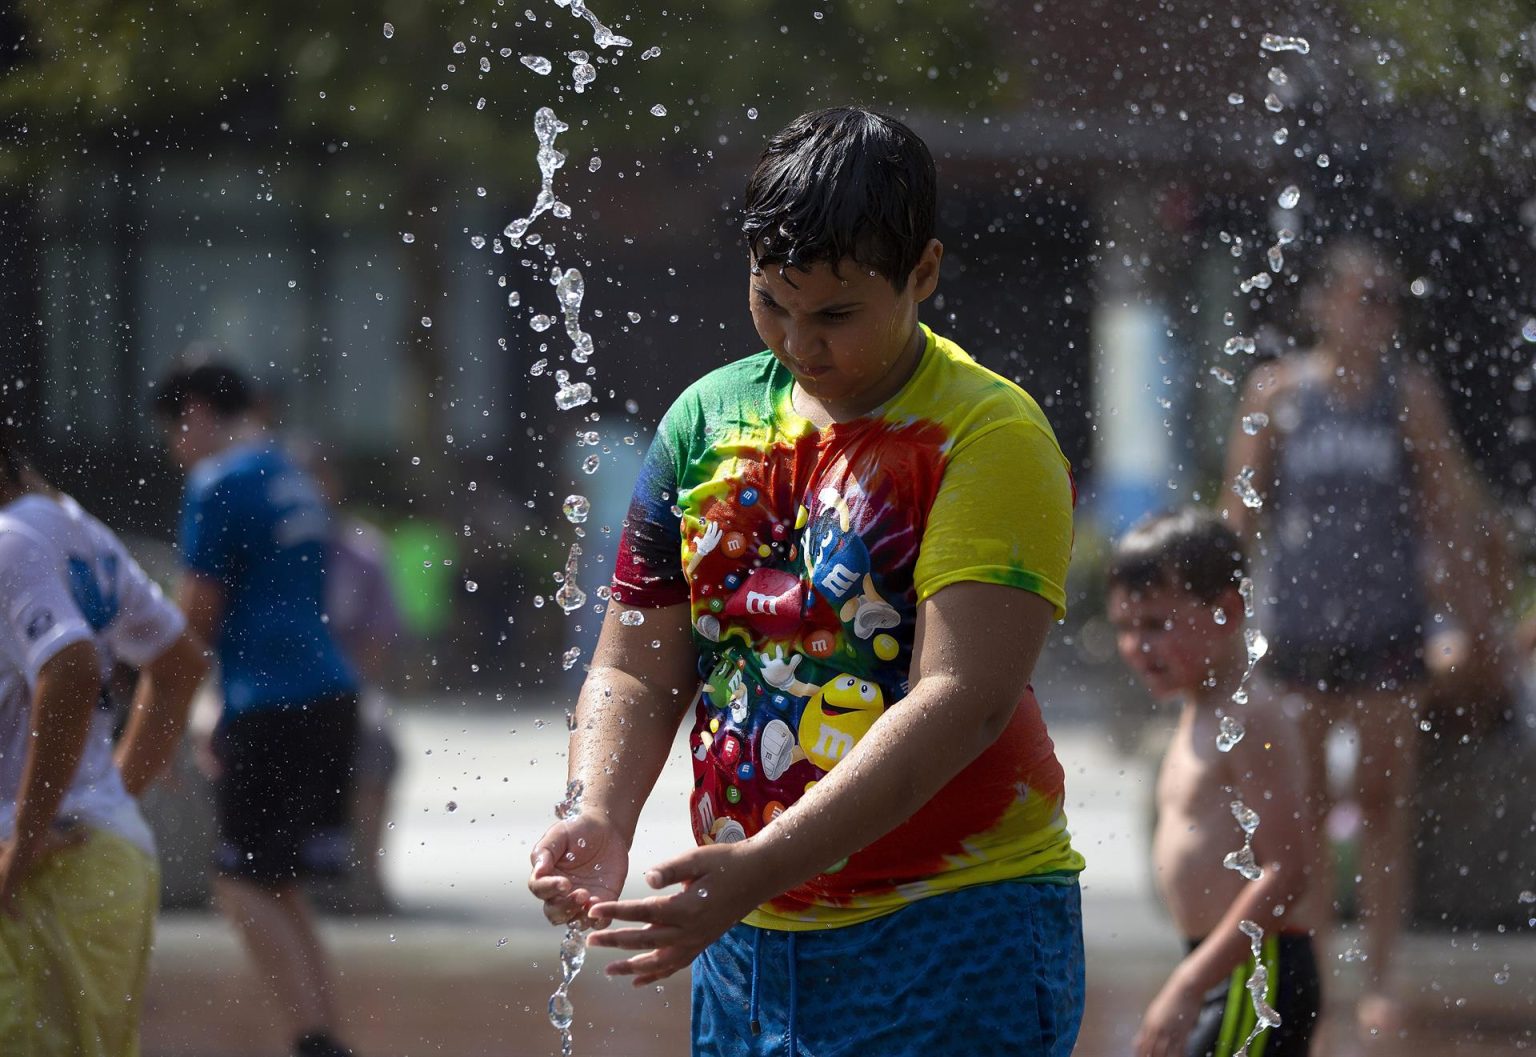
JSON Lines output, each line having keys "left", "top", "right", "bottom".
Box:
{"left": 180, "top": 469, "right": 241, "bottom": 582}
{"left": 99, "top": 534, "right": 186, "bottom": 669}
{"left": 912, "top": 418, "right": 1075, "bottom": 619}
{"left": 610, "top": 395, "right": 693, "bottom": 608}
{"left": 0, "top": 529, "right": 95, "bottom": 683}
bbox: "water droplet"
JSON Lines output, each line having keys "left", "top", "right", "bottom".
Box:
{"left": 471, "top": 235, "right": 486, "bottom": 249}
{"left": 1244, "top": 627, "right": 1269, "bottom": 665}
{"left": 1239, "top": 577, "right": 1255, "bottom": 619}
{"left": 1231, "top": 800, "right": 1261, "bottom": 834}
{"left": 1267, "top": 244, "right": 1285, "bottom": 272}
{"left": 1223, "top": 335, "right": 1257, "bottom": 356}
{"left": 446, "top": 800, "right": 458, "bottom": 812}
{"left": 641, "top": 45, "right": 662, "bottom": 60}
{"left": 588, "top": 156, "right": 602, "bottom": 172}
{"left": 619, "top": 609, "right": 645, "bottom": 627}
{"left": 1267, "top": 66, "right": 1289, "bottom": 86}
{"left": 1223, "top": 844, "right": 1263, "bottom": 880}
{"left": 1227, "top": 92, "right": 1245, "bottom": 106}
{"left": 1217, "top": 714, "right": 1246, "bottom": 752}
{"left": 581, "top": 454, "right": 600, "bottom": 474}
{"left": 1277, "top": 185, "right": 1301, "bottom": 209}
{"left": 1316, "top": 153, "right": 1330, "bottom": 169}
{"left": 554, "top": 545, "right": 587, "bottom": 613}
{"left": 747, "top": 106, "right": 760, "bottom": 119}
{"left": 548, "top": 992, "right": 574, "bottom": 1031}
{"left": 649, "top": 104, "right": 668, "bottom": 117}
{"left": 420, "top": 316, "right": 433, "bottom": 328}
{"left": 402, "top": 232, "right": 416, "bottom": 244}
{"left": 1521, "top": 318, "right": 1536, "bottom": 343}
{"left": 1241, "top": 412, "right": 1270, "bottom": 435}
{"left": 1264, "top": 92, "right": 1284, "bottom": 113}
{"left": 572, "top": 63, "right": 597, "bottom": 91}
{"left": 556, "top": 382, "right": 594, "bottom": 412}
{"left": 382, "top": 22, "right": 395, "bottom": 39}
{"left": 561, "top": 647, "right": 583, "bottom": 670}
{"left": 563, "top": 495, "right": 591, "bottom": 523}
{"left": 1214, "top": 608, "right": 1228, "bottom": 626}
{"left": 1210, "top": 365, "right": 1236, "bottom": 386}
{"left": 627, "top": 311, "right": 642, "bottom": 323}
{"left": 480, "top": 56, "right": 492, "bottom": 73}
{"left": 521, "top": 54, "right": 553, "bottom": 75}
{"left": 1272, "top": 127, "right": 1290, "bottom": 146}
{"left": 287, "top": 279, "right": 297, "bottom": 289}
{"left": 1260, "top": 33, "right": 1311, "bottom": 54}
{"left": 1494, "top": 967, "right": 1511, "bottom": 985}
{"left": 531, "top": 314, "right": 555, "bottom": 332}
{"left": 465, "top": 581, "right": 478, "bottom": 593}
{"left": 529, "top": 359, "right": 548, "bottom": 377}
{"left": 452, "top": 41, "right": 467, "bottom": 54}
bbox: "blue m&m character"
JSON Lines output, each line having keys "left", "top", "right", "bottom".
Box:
{"left": 740, "top": 487, "right": 760, "bottom": 506}
{"left": 737, "top": 762, "right": 755, "bottom": 781}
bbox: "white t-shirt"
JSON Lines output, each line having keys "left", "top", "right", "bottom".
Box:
{"left": 0, "top": 493, "right": 186, "bottom": 856}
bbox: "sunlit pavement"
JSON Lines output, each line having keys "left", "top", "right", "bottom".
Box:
{"left": 141, "top": 702, "right": 1534, "bottom": 1057}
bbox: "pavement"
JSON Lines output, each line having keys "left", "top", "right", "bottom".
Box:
{"left": 138, "top": 696, "right": 1535, "bottom": 1057}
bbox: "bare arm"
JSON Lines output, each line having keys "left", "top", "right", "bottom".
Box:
{"left": 114, "top": 629, "right": 211, "bottom": 797}
{"left": 588, "top": 581, "right": 1055, "bottom": 983}
{"left": 731, "top": 581, "right": 1053, "bottom": 884}
{"left": 1221, "top": 361, "right": 1285, "bottom": 538}
{"left": 527, "top": 600, "right": 699, "bottom": 925}
{"left": 0, "top": 640, "right": 101, "bottom": 907}
{"left": 567, "top": 601, "right": 700, "bottom": 840}
{"left": 1399, "top": 366, "right": 1482, "bottom": 620}
{"left": 176, "top": 574, "right": 226, "bottom": 647}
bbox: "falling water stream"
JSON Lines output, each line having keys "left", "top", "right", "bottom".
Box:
{"left": 1211, "top": 28, "right": 1314, "bottom": 1055}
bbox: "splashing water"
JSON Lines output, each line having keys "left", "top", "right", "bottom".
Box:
{"left": 554, "top": 370, "right": 594, "bottom": 412}
{"left": 1234, "top": 920, "right": 1283, "bottom": 1056}
{"left": 1277, "top": 184, "right": 1301, "bottom": 210}
{"left": 1260, "top": 33, "right": 1311, "bottom": 55}
{"left": 555, "top": 544, "right": 587, "bottom": 614}
{"left": 522, "top": 54, "right": 554, "bottom": 75}
{"left": 549, "top": 779, "right": 590, "bottom": 1057}
{"left": 563, "top": 495, "right": 591, "bottom": 524}
{"left": 555, "top": 267, "right": 596, "bottom": 362}
{"left": 1217, "top": 714, "right": 1246, "bottom": 752}
{"left": 1239, "top": 577, "right": 1255, "bottom": 619}
{"left": 1232, "top": 466, "right": 1263, "bottom": 511}
{"left": 1241, "top": 412, "right": 1270, "bottom": 435}
{"left": 553, "top": 0, "right": 633, "bottom": 48}
{"left": 503, "top": 108, "right": 570, "bottom": 249}
{"left": 1224, "top": 800, "right": 1264, "bottom": 880}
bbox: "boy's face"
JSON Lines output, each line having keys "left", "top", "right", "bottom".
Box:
{"left": 749, "top": 240, "right": 942, "bottom": 416}
{"left": 159, "top": 401, "right": 222, "bottom": 470}
{"left": 1108, "top": 581, "right": 1234, "bottom": 702}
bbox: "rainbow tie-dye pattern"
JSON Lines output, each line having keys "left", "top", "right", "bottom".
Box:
{"left": 613, "top": 325, "right": 1084, "bottom": 930}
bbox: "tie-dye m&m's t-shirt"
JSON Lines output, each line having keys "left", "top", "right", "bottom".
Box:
{"left": 613, "top": 325, "right": 1084, "bottom": 931}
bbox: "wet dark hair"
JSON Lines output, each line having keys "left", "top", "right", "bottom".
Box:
{"left": 741, "top": 106, "right": 935, "bottom": 289}
{"left": 152, "top": 363, "right": 255, "bottom": 421}
{"left": 1107, "top": 507, "right": 1247, "bottom": 604}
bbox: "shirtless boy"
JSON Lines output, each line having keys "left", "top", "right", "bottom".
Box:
{"left": 1109, "top": 508, "right": 1320, "bottom": 1057}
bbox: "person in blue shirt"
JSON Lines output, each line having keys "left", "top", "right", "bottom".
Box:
{"left": 153, "top": 364, "right": 360, "bottom": 1057}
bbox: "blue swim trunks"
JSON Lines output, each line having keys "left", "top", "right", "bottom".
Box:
{"left": 692, "top": 879, "right": 1084, "bottom": 1057}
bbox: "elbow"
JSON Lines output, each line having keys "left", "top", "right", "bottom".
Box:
{"left": 973, "top": 691, "right": 1019, "bottom": 752}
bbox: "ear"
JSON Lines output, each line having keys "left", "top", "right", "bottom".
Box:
{"left": 909, "top": 239, "right": 943, "bottom": 303}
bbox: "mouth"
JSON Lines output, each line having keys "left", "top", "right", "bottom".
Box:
{"left": 820, "top": 702, "right": 859, "bottom": 717}
{"left": 791, "top": 361, "right": 832, "bottom": 378}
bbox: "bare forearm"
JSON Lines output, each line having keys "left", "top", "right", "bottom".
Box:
{"left": 569, "top": 665, "right": 691, "bottom": 841}
{"left": 13, "top": 646, "right": 100, "bottom": 862}
{"left": 115, "top": 638, "right": 209, "bottom": 797}
{"left": 748, "top": 675, "right": 1011, "bottom": 894}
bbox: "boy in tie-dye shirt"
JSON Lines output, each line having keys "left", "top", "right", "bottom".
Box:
{"left": 531, "top": 106, "right": 1085, "bottom": 1057}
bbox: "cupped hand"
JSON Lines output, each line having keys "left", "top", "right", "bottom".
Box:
{"left": 528, "top": 811, "right": 630, "bottom": 929}
{"left": 1132, "top": 977, "right": 1202, "bottom": 1057}
{"left": 586, "top": 840, "right": 777, "bottom": 987}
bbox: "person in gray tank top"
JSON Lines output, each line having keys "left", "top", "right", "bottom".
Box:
{"left": 1222, "top": 238, "right": 1482, "bottom": 1048}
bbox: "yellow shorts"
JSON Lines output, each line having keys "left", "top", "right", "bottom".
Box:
{"left": 0, "top": 827, "right": 159, "bottom": 1057}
